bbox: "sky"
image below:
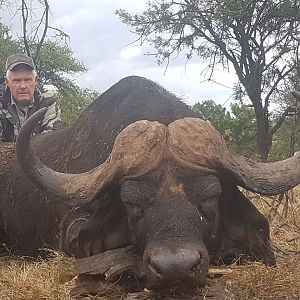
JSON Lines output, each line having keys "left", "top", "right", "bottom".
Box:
{"left": 2, "top": 0, "right": 237, "bottom": 106}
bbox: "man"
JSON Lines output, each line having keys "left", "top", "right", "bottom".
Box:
{"left": 0, "top": 53, "right": 61, "bottom": 142}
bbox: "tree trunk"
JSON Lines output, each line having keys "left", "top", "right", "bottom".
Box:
{"left": 253, "top": 103, "right": 272, "bottom": 162}
{"left": 257, "top": 122, "right": 272, "bottom": 162}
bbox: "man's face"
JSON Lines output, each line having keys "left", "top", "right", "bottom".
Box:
{"left": 5, "top": 67, "right": 37, "bottom": 108}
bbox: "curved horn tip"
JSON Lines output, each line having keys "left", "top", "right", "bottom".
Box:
{"left": 18, "top": 107, "right": 48, "bottom": 134}
{"left": 16, "top": 107, "right": 48, "bottom": 150}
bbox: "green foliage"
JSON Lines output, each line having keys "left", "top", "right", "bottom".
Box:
{"left": 270, "top": 119, "right": 300, "bottom": 161}
{"left": 34, "top": 41, "right": 87, "bottom": 91}
{"left": 0, "top": 24, "right": 21, "bottom": 75}
{"left": 269, "top": 93, "right": 300, "bottom": 161}
{"left": 193, "top": 100, "right": 232, "bottom": 136}
{"left": 117, "top": 0, "right": 299, "bottom": 78}
{"left": 193, "top": 100, "right": 257, "bottom": 158}
{"left": 228, "top": 103, "right": 257, "bottom": 157}
{"left": 60, "top": 88, "right": 100, "bottom": 126}
{"left": 117, "top": 0, "right": 300, "bottom": 161}
{"left": 0, "top": 22, "right": 96, "bottom": 126}
{"left": 193, "top": 98, "right": 300, "bottom": 160}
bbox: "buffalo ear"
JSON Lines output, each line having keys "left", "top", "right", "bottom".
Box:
{"left": 218, "top": 184, "right": 276, "bottom": 266}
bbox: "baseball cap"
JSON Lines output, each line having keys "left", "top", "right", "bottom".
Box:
{"left": 5, "top": 53, "right": 35, "bottom": 71}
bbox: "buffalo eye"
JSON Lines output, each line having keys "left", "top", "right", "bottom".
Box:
{"left": 183, "top": 174, "right": 222, "bottom": 221}
{"left": 121, "top": 180, "right": 156, "bottom": 213}
{"left": 123, "top": 200, "right": 144, "bottom": 221}
{"left": 197, "top": 196, "right": 219, "bottom": 221}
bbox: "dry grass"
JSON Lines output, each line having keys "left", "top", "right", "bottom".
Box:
{"left": 0, "top": 187, "right": 299, "bottom": 300}
{"left": 248, "top": 187, "right": 300, "bottom": 258}
{"left": 0, "top": 251, "right": 75, "bottom": 300}
{"left": 222, "top": 187, "right": 300, "bottom": 300}
{"left": 223, "top": 258, "right": 300, "bottom": 300}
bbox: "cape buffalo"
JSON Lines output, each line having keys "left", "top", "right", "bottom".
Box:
{"left": 2, "top": 76, "right": 300, "bottom": 289}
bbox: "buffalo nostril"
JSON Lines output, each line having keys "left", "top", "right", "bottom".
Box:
{"left": 144, "top": 247, "right": 209, "bottom": 288}
{"left": 147, "top": 249, "right": 202, "bottom": 278}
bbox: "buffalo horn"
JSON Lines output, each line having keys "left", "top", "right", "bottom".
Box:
{"left": 222, "top": 150, "right": 300, "bottom": 195}
{"left": 169, "top": 118, "right": 300, "bottom": 195}
{"left": 16, "top": 108, "right": 166, "bottom": 206}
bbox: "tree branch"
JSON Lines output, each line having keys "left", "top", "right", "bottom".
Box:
{"left": 270, "top": 106, "right": 295, "bottom": 137}
{"left": 264, "top": 66, "right": 294, "bottom": 110}
{"left": 33, "top": 0, "right": 49, "bottom": 63}
{"left": 21, "top": 0, "right": 30, "bottom": 57}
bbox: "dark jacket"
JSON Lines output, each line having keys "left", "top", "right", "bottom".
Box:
{"left": 0, "top": 80, "right": 61, "bottom": 142}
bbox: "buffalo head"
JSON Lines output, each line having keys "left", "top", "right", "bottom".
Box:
{"left": 16, "top": 108, "right": 300, "bottom": 289}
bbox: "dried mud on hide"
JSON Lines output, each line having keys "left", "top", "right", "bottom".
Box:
{"left": 0, "top": 188, "right": 299, "bottom": 300}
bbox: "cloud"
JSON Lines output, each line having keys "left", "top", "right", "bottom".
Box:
{"left": 4, "top": 0, "right": 237, "bottom": 106}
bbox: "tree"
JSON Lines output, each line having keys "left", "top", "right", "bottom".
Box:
{"left": 60, "top": 88, "right": 100, "bottom": 126}
{"left": 117, "top": 0, "right": 300, "bottom": 161}
{"left": 0, "top": 1, "right": 100, "bottom": 125}
{"left": 229, "top": 103, "right": 257, "bottom": 157}
{"left": 0, "top": 0, "right": 84, "bottom": 83}
{"left": 0, "top": 22, "right": 92, "bottom": 125}
{"left": 17, "top": 0, "right": 69, "bottom": 67}
{"left": 193, "top": 100, "right": 232, "bottom": 136}
{"left": 0, "top": 23, "right": 21, "bottom": 72}
{"left": 34, "top": 41, "right": 87, "bottom": 92}
{"left": 193, "top": 100, "right": 257, "bottom": 157}
{"left": 270, "top": 114, "right": 300, "bottom": 161}
{"left": 269, "top": 91, "right": 300, "bottom": 161}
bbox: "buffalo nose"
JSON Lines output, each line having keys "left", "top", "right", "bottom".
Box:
{"left": 147, "top": 247, "right": 202, "bottom": 281}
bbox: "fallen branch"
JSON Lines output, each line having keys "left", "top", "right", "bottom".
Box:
{"left": 74, "top": 246, "right": 235, "bottom": 299}
{"left": 75, "top": 245, "right": 143, "bottom": 281}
